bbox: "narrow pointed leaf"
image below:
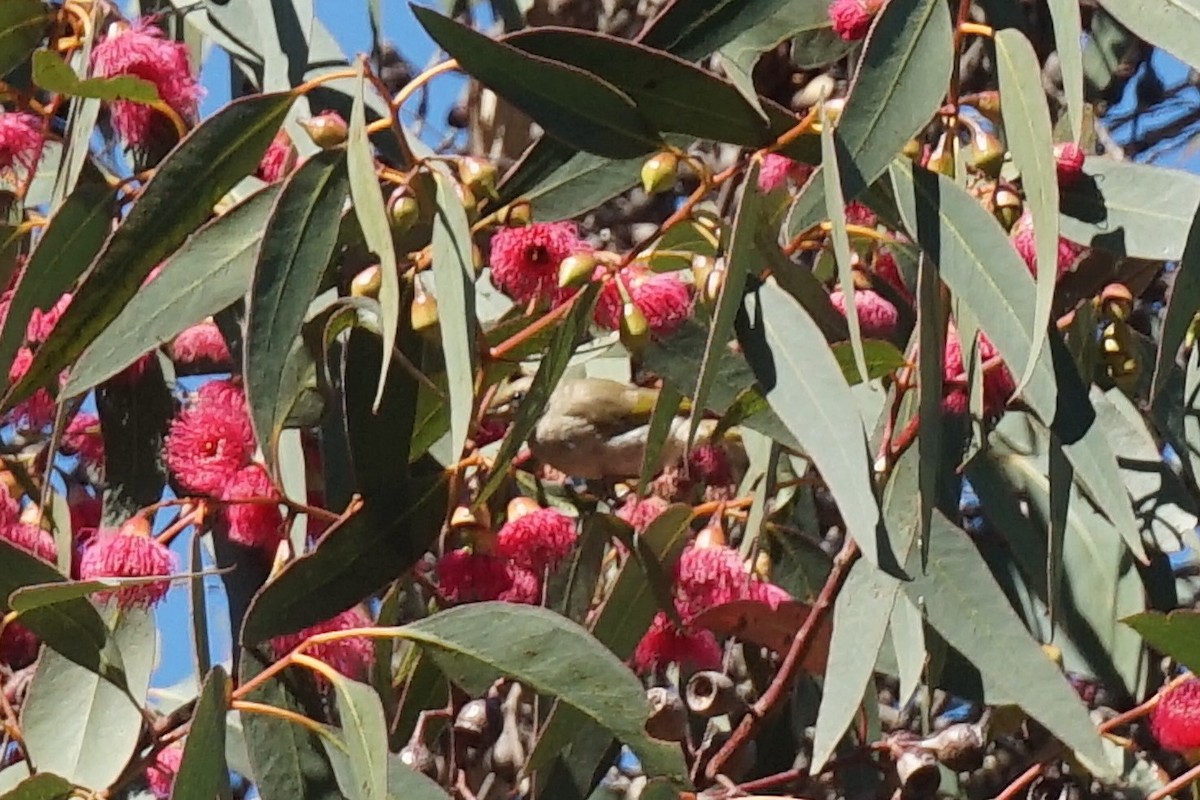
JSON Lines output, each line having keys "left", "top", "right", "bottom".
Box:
{"left": 324, "top": 675, "right": 388, "bottom": 800}
{"left": 1122, "top": 610, "right": 1200, "bottom": 675}
{"left": 821, "top": 114, "right": 867, "bottom": 383}
{"left": 66, "top": 185, "right": 282, "bottom": 396}
{"left": 429, "top": 172, "right": 478, "bottom": 462}
{"left": 245, "top": 150, "right": 350, "bottom": 467}
{"left": 742, "top": 280, "right": 883, "bottom": 567}
{"left": 1046, "top": 0, "right": 1084, "bottom": 142}
{"left": 637, "top": 0, "right": 793, "bottom": 61}
{"left": 4, "top": 92, "right": 294, "bottom": 411}
{"left": 0, "top": 774, "right": 71, "bottom": 800}
{"left": 32, "top": 49, "right": 160, "bottom": 103}
{"left": 786, "top": 0, "right": 954, "bottom": 237}
{"left": 413, "top": 6, "right": 660, "bottom": 158}
{"left": 0, "top": 0, "right": 49, "bottom": 78}
{"left": 995, "top": 28, "right": 1058, "bottom": 394}
{"left": 1152, "top": 204, "right": 1200, "bottom": 398}
{"left": 399, "top": 603, "right": 688, "bottom": 785}
{"left": 495, "top": 139, "right": 649, "bottom": 222}
{"left": 173, "top": 667, "right": 231, "bottom": 800}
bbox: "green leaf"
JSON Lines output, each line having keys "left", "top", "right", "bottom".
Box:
{"left": 821, "top": 111, "right": 868, "bottom": 384}
{"left": 5, "top": 91, "right": 294, "bottom": 412}
{"left": 994, "top": 28, "right": 1058, "bottom": 394}
{"left": 719, "top": 1, "right": 848, "bottom": 111}
{"left": 174, "top": 667, "right": 232, "bottom": 800}
{"left": 810, "top": 447, "right": 922, "bottom": 772}
{"left": 637, "top": 0, "right": 793, "bottom": 61}
{"left": 346, "top": 64, "right": 403, "bottom": 415}
{"left": 1153, "top": 204, "right": 1200, "bottom": 398}
{"left": 239, "top": 648, "right": 343, "bottom": 800}
{"left": 1060, "top": 157, "right": 1200, "bottom": 261}
{"left": 494, "top": 139, "right": 649, "bottom": 222}
{"left": 31, "top": 49, "right": 160, "bottom": 103}
{"left": 1122, "top": 609, "right": 1200, "bottom": 674}
{"left": 888, "top": 159, "right": 1146, "bottom": 562}
{"left": 386, "top": 759, "right": 452, "bottom": 800}
{"left": 245, "top": 149, "right": 349, "bottom": 467}
{"left": 0, "top": 540, "right": 128, "bottom": 689}
{"left": 786, "top": 0, "right": 954, "bottom": 237}
{"left": 324, "top": 675, "right": 388, "bottom": 800}
{"left": 241, "top": 472, "right": 446, "bottom": 645}
{"left": 20, "top": 608, "right": 156, "bottom": 790}
{"left": 400, "top": 603, "right": 688, "bottom": 785}
{"left": 742, "top": 280, "right": 884, "bottom": 568}
{"left": 0, "top": 0, "right": 49, "bottom": 78}
{"left": 1094, "top": 0, "right": 1200, "bottom": 73}
{"left": 0, "top": 182, "right": 115, "bottom": 398}
{"left": 66, "top": 185, "right": 282, "bottom": 396}
{"left": 908, "top": 512, "right": 1111, "bottom": 776}
{"left": 638, "top": 383, "right": 685, "bottom": 496}
{"left": 0, "top": 774, "right": 72, "bottom": 800}
{"left": 1046, "top": 0, "right": 1084, "bottom": 142}
{"left": 506, "top": 29, "right": 771, "bottom": 147}
{"left": 412, "top": 6, "right": 661, "bottom": 159}
{"left": 429, "top": 171, "right": 479, "bottom": 462}
{"left": 829, "top": 341, "right": 907, "bottom": 385}
{"left": 476, "top": 284, "right": 601, "bottom": 505}
{"left": 689, "top": 162, "right": 764, "bottom": 447}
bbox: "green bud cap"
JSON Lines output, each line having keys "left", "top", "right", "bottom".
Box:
{"left": 558, "top": 252, "right": 597, "bottom": 288}
{"left": 641, "top": 152, "right": 679, "bottom": 195}
{"left": 351, "top": 265, "right": 382, "bottom": 298}
{"left": 619, "top": 301, "right": 650, "bottom": 352}
{"left": 299, "top": 112, "right": 348, "bottom": 149}
{"left": 411, "top": 286, "right": 440, "bottom": 336}
{"left": 458, "top": 156, "right": 498, "bottom": 197}
{"left": 387, "top": 188, "right": 420, "bottom": 234}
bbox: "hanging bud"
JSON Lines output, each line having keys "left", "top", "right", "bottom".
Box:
{"left": 19, "top": 504, "right": 49, "bottom": 531}
{"left": 557, "top": 252, "right": 597, "bottom": 288}
{"left": 965, "top": 123, "right": 1006, "bottom": 178}
{"left": 457, "top": 157, "right": 498, "bottom": 197}
{"left": 924, "top": 133, "right": 955, "bottom": 176}
{"left": 753, "top": 550, "right": 773, "bottom": 581}
{"left": 411, "top": 280, "right": 440, "bottom": 336}
{"left": 387, "top": 188, "right": 420, "bottom": 235}
{"left": 920, "top": 723, "right": 985, "bottom": 772}
{"left": 640, "top": 152, "right": 679, "bottom": 195}
{"left": 497, "top": 200, "right": 532, "bottom": 228}
{"left": 454, "top": 182, "right": 477, "bottom": 219}
{"left": 620, "top": 301, "right": 650, "bottom": 352}
{"left": 902, "top": 138, "right": 923, "bottom": 161}
{"left": 1054, "top": 141, "right": 1086, "bottom": 187}
{"left": 1100, "top": 283, "right": 1134, "bottom": 321}
{"left": 351, "top": 265, "right": 382, "bottom": 298}
{"left": 299, "top": 112, "right": 348, "bottom": 149}
{"left": 791, "top": 73, "right": 836, "bottom": 109}
{"left": 454, "top": 699, "right": 498, "bottom": 743}
{"left": 505, "top": 496, "right": 540, "bottom": 523}
{"left": 118, "top": 514, "right": 153, "bottom": 538}
{"left": 992, "top": 186, "right": 1023, "bottom": 231}
{"left": 693, "top": 515, "right": 728, "bottom": 549}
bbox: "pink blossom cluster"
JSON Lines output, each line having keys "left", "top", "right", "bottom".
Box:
{"left": 165, "top": 378, "right": 285, "bottom": 551}
{"left": 270, "top": 606, "right": 375, "bottom": 681}
{"left": 436, "top": 506, "right": 578, "bottom": 605}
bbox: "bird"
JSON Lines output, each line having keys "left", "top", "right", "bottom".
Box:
{"left": 490, "top": 376, "right": 737, "bottom": 481}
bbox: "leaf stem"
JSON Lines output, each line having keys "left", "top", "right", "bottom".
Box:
{"left": 488, "top": 291, "right": 581, "bottom": 360}
{"left": 704, "top": 536, "right": 860, "bottom": 780}
{"left": 389, "top": 59, "right": 460, "bottom": 113}
{"left": 232, "top": 699, "right": 341, "bottom": 746}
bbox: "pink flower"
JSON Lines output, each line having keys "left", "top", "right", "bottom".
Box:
{"left": 220, "top": 464, "right": 284, "bottom": 550}
{"left": 7, "top": 347, "right": 56, "bottom": 430}
{"left": 594, "top": 266, "right": 693, "bottom": 337}
{"left": 632, "top": 611, "right": 722, "bottom": 673}
{"left": 78, "top": 521, "right": 176, "bottom": 608}
{"left": 0, "top": 112, "right": 45, "bottom": 178}
{"left": 0, "top": 485, "right": 20, "bottom": 529}
{"left": 270, "top": 607, "right": 374, "bottom": 680}
{"left": 165, "top": 378, "right": 256, "bottom": 494}
{"left": 829, "top": 0, "right": 878, "bottom": 40}
{"left": 0, "top": 620, "right": 39, "bottom": 668}
{"left": 941, "top": 325, "right": 1014, "bottom": 417}
{"left": 496, "top": 508, "right": 576, "bottom": 574}
{"left": 1152, "top": 678, "right": 1200, "bottom": 756}
{"left": 170, "top": 321, "right": 231, "bottom": 368}
{"left": 1, "top": 522, "right": 56, "bottom": 563}
{"left": 1054, "top": 142, "right": 1085, "bottom": 187}
{"left": 1010, "top": 211, "right": 1085, "bottom": 279}
{"left": 26, "top": 293, "right": 71, "bottom": 344}
{"left": 687, "top": 444, "right": 733, "bottom": 486}
{"left": 845, "top": 201, "right": 878, "bottom": 228}
{"left": 488, "top": 222, "right": 588, "bottom": 304}
{"left": 676, "top": 544, "right": 751, "bottom": 621}
{"left": 63, "top": 412, "right": 105, "bottom": 467}
{"left": 750, "top": 580, "right": 792, "bottom": 610}
{"left": 436, "top": 549, "right": 539, "bottom": 605}
{"left": 91, "top": 18, "right": 202, "bottom": 146}
{"left": 757, "top": 154, "right": 811, "bottom": 193}
{"left": 68, "top": 487, "right": 102, "bottom": 535}
{"left": 830, "top": 288, "right": 898, "bottom": 339}
{"left": 145, "top": 745, "right": 183, "bottom": 800}
{"left": 873, "top": 249, "right": 911, "bottom": 302}
{"left": 616, "top": 495, "right": 669, "bottom": 534}
{"left": 257, "top": 129, "right": 294, "bottom": 183}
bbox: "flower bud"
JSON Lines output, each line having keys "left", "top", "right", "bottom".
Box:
{"left": 118, "top": 514, "right": 153, "bottom": 539}
{"left": 992, "top": 186, "right": 1023, "bottom": 231}
{"left": 1054, "top": 141, "right": 1085, "bottom": 187}
{"left": 506, "top": 496, "right": 540, "bottom": 523}
{"left": 351, "top": 265, "right": 382, "bottom": 298}
{"left": 19, "top": 504, "right": 48, "bottom": 530}
{"left": 924, "top": 134, "right": 955, "bottom": 176}
{"left": 497, "top": 200, "right": 532, "bottom": 228}
{"left": 694, "top": 516, "right": 728, "bottom": 549}
{"left": 387, "top": 188, "right": 420, "bottom": 235}
{"left": 640, "top": 152, "right": 679, "bottom": 195}
{"left": 457, "top": 157, "right": 498, "bottom": 197}
{"left": 454, "top": 182, "right": 477, "bottom": 219}
{"left": 791, "top": 73, "right": 836, "bottom": 109}
{"left": 411, "top": 282, "right": 440, "bottom": 336}
{"left": 691, "top": 255, "right": 716, "bottom": 293}
{"left": 920, "top": 723, "right": 985, "bottom": 772}
{"left": 619, "top": 301, "right": 650, "bottom": 352}
{"left": 967, "top": 129, "right": 1006, "bottom": 178}
{"left": 902, "top": 138, "right": 922, "bottom": 160}
{"left": 557, "top": 252, "right": 597, "bottom": 288}
{"left": 299, "top": 112, "right": 348, "bottom": 149}
{"left": 1100, "top": 282, "right": 1133, "bottom": 321}
{"left": 451, "top": 504, "right": 490, "bottom": 532}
